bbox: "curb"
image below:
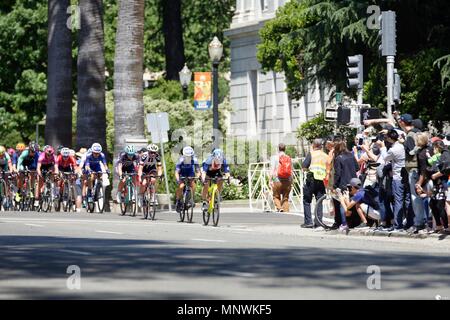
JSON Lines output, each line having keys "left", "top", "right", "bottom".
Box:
{"left": 325, "top": 228, "right": 443, "bottom": 240}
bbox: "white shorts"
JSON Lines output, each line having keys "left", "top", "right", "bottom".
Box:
{"left": 360, "top": 203, "right": 380, "bottom": 221}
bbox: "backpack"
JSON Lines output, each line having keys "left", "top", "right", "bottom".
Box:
{"left": 363, "top": 185, "right": 380, "bottom": 210}
{"left": 278, "top": 154, "right": 292, "bottom": 179}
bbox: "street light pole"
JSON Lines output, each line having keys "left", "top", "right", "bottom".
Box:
{"left": 208, "top": 36, "right": 223, "bottom": 149}
{"left": 212, "top": 60, "right": 219, "bottom": 135}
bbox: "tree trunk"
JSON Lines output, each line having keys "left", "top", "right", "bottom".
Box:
{"left": 162, "top": 0, "right": 185, "bottom": 80}
{"left": 76, "top": 0, "right": 106, "bottom": 152}
{"left": 46, "top": 0, "right": 73, "bottom": 148}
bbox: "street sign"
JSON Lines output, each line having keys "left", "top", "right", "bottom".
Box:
{"left": 146, "top": 112, "right": 169, "bottom": 133}
{"left": 325, "top": 108, "right": 338, "bottom": 122}
{"left": 150, "top": 130, "right": 169, "bottom": 144}
{"left": 360, "top": 107, "right": 380, "bottom": 125}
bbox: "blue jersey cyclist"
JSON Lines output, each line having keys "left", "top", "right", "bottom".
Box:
{"left": 201, "top": 148, "right": 230, "bottom": 211}
{"left": 175, "top": 146, "right": 200, "bottom": 213}
{"left": 84, "top": 143, "right": 108, "bottom": 200}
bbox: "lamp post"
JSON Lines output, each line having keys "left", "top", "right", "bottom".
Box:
{"left": 208, "top": 36, "right": 223, "bottom": 147}
{"left": 179, "top": 63, "right": 192, "bottom": 100}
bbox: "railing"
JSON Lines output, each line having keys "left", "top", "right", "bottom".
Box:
{"left": 248, "top": 159, "right": 304, "bottom": 213}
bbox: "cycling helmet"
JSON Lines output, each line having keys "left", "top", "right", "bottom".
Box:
{"left": 61, "top": 147, "right": 70, "bottom": 157}
{"left": 124, "top": 145, "right": 135, "bottom": 156}
{"left": 0, "top": 146, "right": 5, "bottom": 155}
{"left": 44, "top": 145, "right": 55, "bottom": 155}
{"left": 182, "top": 146, "right": 195, "bottom": 157}
{"left": 16, "top": 143, "right": 26, "bottom": 151}
{"left": 29, "top": 142, "right": 39, "bottom": 153}
{"left": 69, "top": 149, "right": 76, "bottom": 157}
{"left": 91, "top": 143, "right": 102, "bottom": 153}
{"left": 147, "top": 144, "right": 159, "bottom": 153}
{"left": 7, "top": 148, "right": 15, "bottom": 156}
{"left": 212, "top": 148, "right": 224, "bottom": 160}
{"left": 57, "top": 145, "right": 64, "bottom": 155}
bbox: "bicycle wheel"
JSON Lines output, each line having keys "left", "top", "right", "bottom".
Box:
{"left": 202, "top": 203, "right": 210, "bottom": 226}
{"left": 212, "top": 191, "right": 220, "bottom": 227}
{"left": 186, "top": 191, "right": 194, "bottom": 223}
{"left": 62, "top": 181, "right": 70, "bottom": 212}
{"left": 130, "top": 185, "right": 137, "bottom": 217}
{"left": 313, "top": 193, "right": 335, "bottom": 229}
{"left": 179, "top": 190, "right": 187, "bottom": 222}
{"left": 150, "top": 191, "right": 157, "bottom": 220}
{"left": 143, "top": 191, "right": 149, "bottom": 220}
{"left": 40, "top": 188, "right": 51, "bottom": 213}
{"left": 0, "top": 180, "right": 6, "bottom": 211}
{"left": 96, "top": 183, "right": 105, "bottom": 213}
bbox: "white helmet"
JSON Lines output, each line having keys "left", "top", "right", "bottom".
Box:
{"left": 182, "top": 146, "right": 194, "bottom": 157}
{"left": 91, "top": 143, "right": 102, "bottom": 153}
{"left": 69, "top": 149, "right": 76, "bottom": 157}
{"left": 147, "top": 144, "right": 159, "bottom": 152}
{"left": 61, "top": 147, "right": 70, "bottom": 157}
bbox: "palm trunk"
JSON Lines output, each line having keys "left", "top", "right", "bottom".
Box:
{"left": 46, "top": 0, "right": 73, "bottom": 148}
{"left": 162, "top": 0, "right": 185, "bottom": 80}
{"left": 113, "top": 0, "right": 146, "bottom": 197}
{"left": 76, "top": 0, "right": 106, "bottom": 152}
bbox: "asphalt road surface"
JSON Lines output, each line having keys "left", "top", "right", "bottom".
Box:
{"left": 0, "top": 208, "right": 449, "bottom": 299}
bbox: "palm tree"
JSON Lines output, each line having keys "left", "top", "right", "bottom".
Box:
{"left": 162, "top": 0, "right": 185, "bottom": 80}
{"left": 76, "top": 0, "right": 106, "bottom": 151}
{"left": 113, "top": 0, "right": 146, "bottom": 156}
{"left": 46, "top": 0, "right": 73, "bottom": 148}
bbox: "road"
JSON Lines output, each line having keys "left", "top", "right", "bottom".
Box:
{"left": 0, "top": 208, "right": 449, "bottom": 299}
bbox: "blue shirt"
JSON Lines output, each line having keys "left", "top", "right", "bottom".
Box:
{"left": 176, "top": 156, "right": 200, "bottom": 177}
{"left": 202, "top": 155, "right": 230, "bottom": 173}
{"left": 85, "top": 152, "right": 107, "bottom": 172}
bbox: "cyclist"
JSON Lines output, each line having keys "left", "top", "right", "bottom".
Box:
{"left": 84, "top": 143, "right": 108, "bottom": 202}
{"left": 201, "top": 148, "right": 230, "bottom": 212}
{"left": 137, "top": 144, "right": 162, "bottom": 207}
{"left": 12, "top": 143, "right": 26, "bottom": 172}
{"left": 17, "top": 142, "right": 40, "bottom": 203}
{"left": 56, "top": 147, "right": 81, "bottom": 208}
{"left": 175, "top": 146, "right": 200, "bottom": 213}
{"left": 36, "top": 145, "right": 59, "bottom": 205}
{"left": 0, "top": 146, "right": 14, "bottom": 173}
{"left": 116, "top": 145, "right": 139, "bottom": 203}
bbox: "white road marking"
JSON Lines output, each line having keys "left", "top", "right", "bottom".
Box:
{"left": 24, "top": 223, "right": 44, "bottom": 227}
{"left": 218, "top": 270, "right": 256, "bottom": 277}
{"left": 191, "top": 238, "right": 226, "bottom": 243}
{"left": 337, "top": 249, "right": 375, "bottom": 255}
{"left": 58, "top": 249, "right": 92, "bottom": 256}
{"left": 95, "top": 230, "right": 123, "bottom": 235}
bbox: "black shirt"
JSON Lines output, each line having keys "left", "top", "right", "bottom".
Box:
{"left": 333, "top": 152, "right": 358, "bottom": 189}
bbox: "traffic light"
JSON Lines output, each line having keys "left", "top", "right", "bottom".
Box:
{"left": 337, "top": 106, "right": 351, "bottom": 125}
{"left": 346, "top": 55, "right": 363, "bottom": 89}
{"left": 360, "top": 107, "right": 381, "bottom": 125}
{"left": 378, "top": 11, "right": 396, "bottom": 56}
{"left": 393, "top": 69, "right": 401, "bottom": 104}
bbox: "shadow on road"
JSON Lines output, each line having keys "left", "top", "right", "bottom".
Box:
{"left": 0, "top": 235, "right": 449, "bottom": 299}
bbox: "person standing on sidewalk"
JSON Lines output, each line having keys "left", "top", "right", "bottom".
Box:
{"left": 301, "top": 139, "right": 327, "bottom": 228}
{"left": 270, "top": 143, "right": 293, "bottom": 212}
{"left": 398, "top": 113, "right": 425, "bottom": 232}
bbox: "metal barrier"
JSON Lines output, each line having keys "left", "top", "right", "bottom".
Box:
{"left": 248, "top": 159, "right": 304, "bottom": 213}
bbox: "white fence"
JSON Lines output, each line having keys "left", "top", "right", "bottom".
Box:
{"left": 248, "top": 159, "right": 304, "bottom": 213}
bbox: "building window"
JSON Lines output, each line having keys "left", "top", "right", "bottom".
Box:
{"left": 261, "top": 0, "right": 269, "bottom": 11}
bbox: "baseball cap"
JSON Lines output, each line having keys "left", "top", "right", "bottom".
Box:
{"left": 399, "top": 114, "right": 413, "bottom": 123}
{"left": 349, "top": 178, "right": 362, "bottom": 189}
{"left": 431, "top": 136, "right": 442, "bottom": 143}
{"left": 411, "top": 119, "right": 423, "bottom": 130}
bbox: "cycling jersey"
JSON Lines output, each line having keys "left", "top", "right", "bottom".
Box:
{"left": 84, "top": 152, "right": 107, "bottom": 172}
{"left": 140, "top": 152, "right": 161, "bottom": 173}
{"left": 56, "top": 155, "right": 77, "bottom": 172}
{"left": 176, "top": 156, "right": 200, "bottom": 177}
{"left": 118, "top": 152, "right": 138, "bottom": 173}
{"left": 12, "top": 150, "right": 23, "bottom": 166}
{"left": 38, "top": 153, "right": 57, "bottom": 166}
{"left": 0, "top": 153, "right": 11, "bottom": 171}
{"left": 18, "top": 150, "right": 40, "bottom": 171}
{"left": 202, "top": 155, "right": 230, "bottom": 177}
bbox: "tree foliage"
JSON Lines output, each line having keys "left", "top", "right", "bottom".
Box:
{"left": 257, "top": 0, "right": 450, "bottom": 129}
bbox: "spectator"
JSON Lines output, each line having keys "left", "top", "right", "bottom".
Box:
{"left": 380, "top": 129, "right": 412, "bottom": 232}
{"left": 332, "top": 138, "right": 359, "bottom": 231}
{"left": 338, "top": 177, "right": 379, "bottom": 229}
{"left": 430, "top": 140, "right": 450, "bottom": 233}
{"left": 301, "top": 138, "right": 327, "bottom": 228}
{"left": 270, "top": 143, "right": 293, "bottom": 213}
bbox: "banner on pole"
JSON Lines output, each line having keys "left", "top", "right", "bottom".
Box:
{"left": 193, "top": 72, "right": 212, "bottom": 110}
